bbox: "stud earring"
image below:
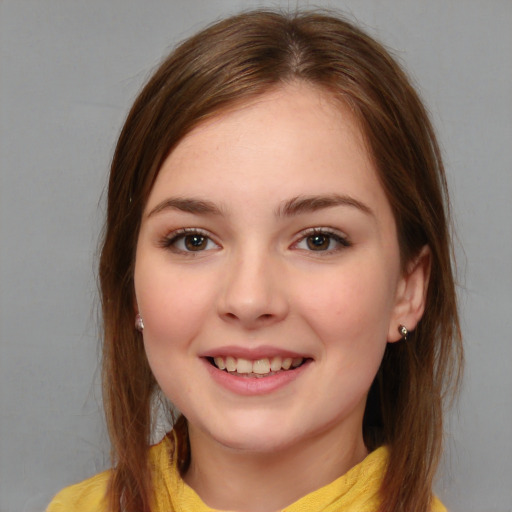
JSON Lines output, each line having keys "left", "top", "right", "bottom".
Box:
{"left": 135, "top": 313, "right": 144, "bottom": 332}
{"left": 398, "top": 324, "right": 408, "bottom": 341}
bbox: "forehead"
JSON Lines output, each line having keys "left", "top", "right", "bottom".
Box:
{"left": 173, "top": 83, "right": 365, "bottom": 160}
{"left": 146, "top": 82, "right": 387, "bottom": 217}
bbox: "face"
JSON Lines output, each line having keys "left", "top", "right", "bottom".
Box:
{"left": 134, "top": 83, "right": 418, "bottom": 456}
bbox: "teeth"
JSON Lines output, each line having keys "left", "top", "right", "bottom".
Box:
{"left": 236, "top": 358, "right": 253, "bottom": 374}
{"left": 282, "top": 358, "right": 292, "bottom": 370}
{"left": 225, "top": 356, "right": 237, "bottom": 372}
{"left": 212, "top": 355, "right": 304, "bottom": 374}
{"left": 292, "top": 357, "right": 303, "bottom": 368}
{"left": 214, "top": 357, "right": 225, "bottom": 370}
{"left": 253, "top": 358, "right": 270, "bottom": 374}
{"left": 270, "top": 356, "right": 282, "bottom": 371}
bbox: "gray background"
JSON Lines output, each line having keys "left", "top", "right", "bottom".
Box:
{"left": 1, "top": 1, "right": 511, "bottom": 511}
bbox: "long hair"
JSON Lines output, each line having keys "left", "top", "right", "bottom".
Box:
{"left": 99, "top": 10, "right": 463, "bottom": 512}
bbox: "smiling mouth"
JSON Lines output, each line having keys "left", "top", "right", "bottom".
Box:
{"left": 207, "top": 356, "right": 309, "bottom": 378}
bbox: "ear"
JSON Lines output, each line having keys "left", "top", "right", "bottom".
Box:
{"left": 387, "top": 245, "right": 431, "bottom": 343}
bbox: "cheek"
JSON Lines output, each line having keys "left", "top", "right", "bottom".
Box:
{"left": 134, "top": 261, "right": 218, "bottom": 404}
{"left": 134, "top": 260, "right": 216, "bottom": 353}
{"left": 295, "top": 258, "right": 399, "bottom": 398}
{"left": 299, "top": 270, "right": 394, "bottom": 407}
{"left": 298, "top": 265, "right": 396, "bottom": 340}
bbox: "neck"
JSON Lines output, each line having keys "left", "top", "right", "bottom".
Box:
{"left": 183, "top": 423, "right": 368, "bottom": 512}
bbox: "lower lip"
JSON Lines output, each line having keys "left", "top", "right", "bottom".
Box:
{"left": 202, "top": 358, "right": 311, "bottom": 396}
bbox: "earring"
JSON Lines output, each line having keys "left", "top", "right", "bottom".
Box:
{"left": 398, "top": 324, "right": 408, "bottom": 341}
{"left": 135, "top": 313, "right": 144, "bottom": 332}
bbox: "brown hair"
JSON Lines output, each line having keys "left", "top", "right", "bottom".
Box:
{"left": 99, "top": 9, "right": 463, "bottom": 512}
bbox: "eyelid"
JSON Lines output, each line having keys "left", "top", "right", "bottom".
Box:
{"left": 159, "top": 227, "right": 221, "bottom": 253}
{"left": 292, "top": 227, "right": 351, "bottom": 252}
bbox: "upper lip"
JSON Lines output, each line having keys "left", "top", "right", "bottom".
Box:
{"left": 199, "top": 345, "right": 311, "bottom": 360}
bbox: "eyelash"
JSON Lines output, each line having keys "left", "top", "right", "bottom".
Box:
{"left": 159, "top": 228, "right": 219, "bottom": 254}
{"left": 159, "top": 227, "right": 351, "bottom": 255}
{"left": 293, "top": 227, "right": 351, "bottom": 253}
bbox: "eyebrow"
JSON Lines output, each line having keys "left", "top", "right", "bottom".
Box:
{"left": 147, "top": 197, "right": 223, "bottom": 218}
{"left": 146, "top": 193, "right": 374, "bottom": 219}
{"left": 276, "top": 194, "right": 374, "bottom": 218}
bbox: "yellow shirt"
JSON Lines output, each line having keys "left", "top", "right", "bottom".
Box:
{"left": 47, "top": 435, "right": 446, "bottom": 512}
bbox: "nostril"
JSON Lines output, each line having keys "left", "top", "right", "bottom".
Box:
{"left": 223, "top": 312, "right": 273, "bottom": 322}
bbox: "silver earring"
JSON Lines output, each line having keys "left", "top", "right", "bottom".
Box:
{"left": 135, "top": 313, "right": 144, "bottom": 332}
{"left": 398, "top": 324, "right": 408, "bottom": 341}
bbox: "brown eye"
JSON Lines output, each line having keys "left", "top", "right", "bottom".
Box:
{"left": 294, "top": 229, "right": 350, "bottom": 253}
{"left": 184, "top": 234, "right": 208, "bottom": 251}
{"left": 163, "top": 230, "right": 219, "bottom": 253}
{"left": 307, "top": 234, "right": 331, "bottom": 251}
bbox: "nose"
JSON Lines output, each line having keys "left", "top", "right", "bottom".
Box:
{"left": 217, "top": 249, "right": 289, "bottom": 329}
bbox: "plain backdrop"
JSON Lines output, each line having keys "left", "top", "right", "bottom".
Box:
{"left": 1, "top": 1, "right": 511, "bottom": 511}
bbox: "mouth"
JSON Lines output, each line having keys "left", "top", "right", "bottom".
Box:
{"left": 206, "top": 355, "right": 310, "bottom": 378}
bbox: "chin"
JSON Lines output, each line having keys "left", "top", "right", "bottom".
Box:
{"left": 204, "top": 416, "right": 300, "bottom": 454}
{"left": 218, "top": 432, "right": 294, "bottom": 454}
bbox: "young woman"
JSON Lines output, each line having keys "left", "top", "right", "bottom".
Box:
{"left": 47, "top": 9, "right": 463, "bottom": 512}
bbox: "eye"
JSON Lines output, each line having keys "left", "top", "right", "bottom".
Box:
{"left": 162, "top": 229, "right": 220, "bottom": 253}
{"left": 294, "top": 228, "right": 350, "bottom": 252}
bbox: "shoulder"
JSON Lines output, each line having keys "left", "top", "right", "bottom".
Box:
{"left": 45, "top": 437, "right": 173, "bottom": 512}
{"left": 432, "top": 495, "right": 448, "bottom": 512}
{"left": 46, "top": 470, "right": 110, "bottom": 512}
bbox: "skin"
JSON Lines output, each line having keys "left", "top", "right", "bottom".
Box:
{"left": 134, "top": 82, "right": 430, "bottom": 512}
